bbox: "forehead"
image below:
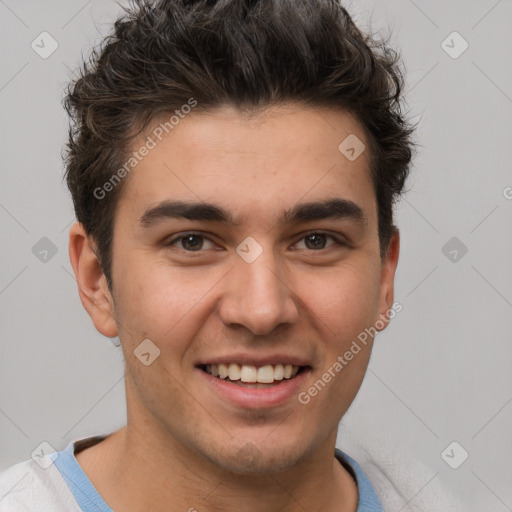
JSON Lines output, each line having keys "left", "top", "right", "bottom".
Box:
{"left": 117, "top": 104, "right": 376, "bottom": 228}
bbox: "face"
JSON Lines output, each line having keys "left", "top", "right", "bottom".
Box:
{"left": 91, "top": 103, "right": 398, "bottom": 474}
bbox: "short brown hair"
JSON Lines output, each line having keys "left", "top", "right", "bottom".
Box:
{"left": 63, "top": 0, "right": 415, "bottom": 290}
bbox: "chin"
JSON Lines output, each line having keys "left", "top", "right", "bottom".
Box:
{"left": 206, "top": 440, "right": 308, "bottom": 475}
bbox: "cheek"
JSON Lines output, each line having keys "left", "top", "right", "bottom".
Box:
{"left": 296, "top": 262, "right": 382, "bottom": 340}
{"left": 295, "top": 267, "right": 380, "bottom": 424}
{"left": 112, "top": 254, "right": 220, "bottom": 348}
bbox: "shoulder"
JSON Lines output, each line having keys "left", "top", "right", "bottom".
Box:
{"left": 0, "top": 453, "right": 81, "bottom": 512}
{"left": 337, "top": 432, "right": 464, "bottom": 512}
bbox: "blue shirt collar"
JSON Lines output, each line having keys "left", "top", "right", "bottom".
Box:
{"left": 51, "top": 437, "right": 383, "bottom": 512}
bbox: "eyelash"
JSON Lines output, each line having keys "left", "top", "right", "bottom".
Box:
{"left": 164, "top": 231, "right": 347, "bottom": 252}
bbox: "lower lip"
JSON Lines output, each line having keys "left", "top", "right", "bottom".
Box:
{"left": 197, "top": 367, "right": 311, "bottom": 409}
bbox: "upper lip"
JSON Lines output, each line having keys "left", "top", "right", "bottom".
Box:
{"left": 196, "top": 353, "right": 311, "bottom": 367}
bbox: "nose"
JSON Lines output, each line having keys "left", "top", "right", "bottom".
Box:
{"left": 218, "top": 251, "right": 300, "bottom": 336}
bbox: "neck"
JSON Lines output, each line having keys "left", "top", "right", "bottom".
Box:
{"left": 76, "top": 424, "right": 358, "bottom": 512}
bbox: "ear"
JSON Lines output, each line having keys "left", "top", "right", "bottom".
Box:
{"left": 375, "top": 229, "right": 400, "bottom": 332}
{"left": 68, "top": 222, "right": 118, "bottom": 338}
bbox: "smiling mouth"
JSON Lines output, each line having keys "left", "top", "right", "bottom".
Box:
{"left": 199, "top": 363, "right": 307, "bottom": 388}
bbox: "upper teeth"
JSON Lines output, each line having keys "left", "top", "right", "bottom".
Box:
{"left": 205, "top": 363, "right": 300, "bottom": 383}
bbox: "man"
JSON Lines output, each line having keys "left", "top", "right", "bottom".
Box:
{"left": 0, "top": 0, "right": 416, "bottom": 510}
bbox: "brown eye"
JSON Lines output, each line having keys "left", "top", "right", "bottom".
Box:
{"left": 304, "top": 233, "right": 328, "bottom": 250}
{"left": 180, "top": 234, "right": 204, "bottom": 251}
{"left": 294, "top": 232, "right": 343, "bottom": 251}
{"left": 166, "top": 232, "right": 216, "bottom": 251}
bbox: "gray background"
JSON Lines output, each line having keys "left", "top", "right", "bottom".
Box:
{"left": 0, "top": 1, "right": 511, "bottom": 510}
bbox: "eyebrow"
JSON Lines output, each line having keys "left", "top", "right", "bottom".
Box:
{"left": 138, "top": 198, "right": 367, "bottom": 227}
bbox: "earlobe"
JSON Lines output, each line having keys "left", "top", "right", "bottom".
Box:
{"left": 68, "top": 222, "right": 118, "bottom": 338}
{"left": 376, "top": 230, "right": 400, "bottom": 331}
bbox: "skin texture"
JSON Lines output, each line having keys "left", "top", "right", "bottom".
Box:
{"left": 69, "top": 103, "right": 399, "bottom": 512}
